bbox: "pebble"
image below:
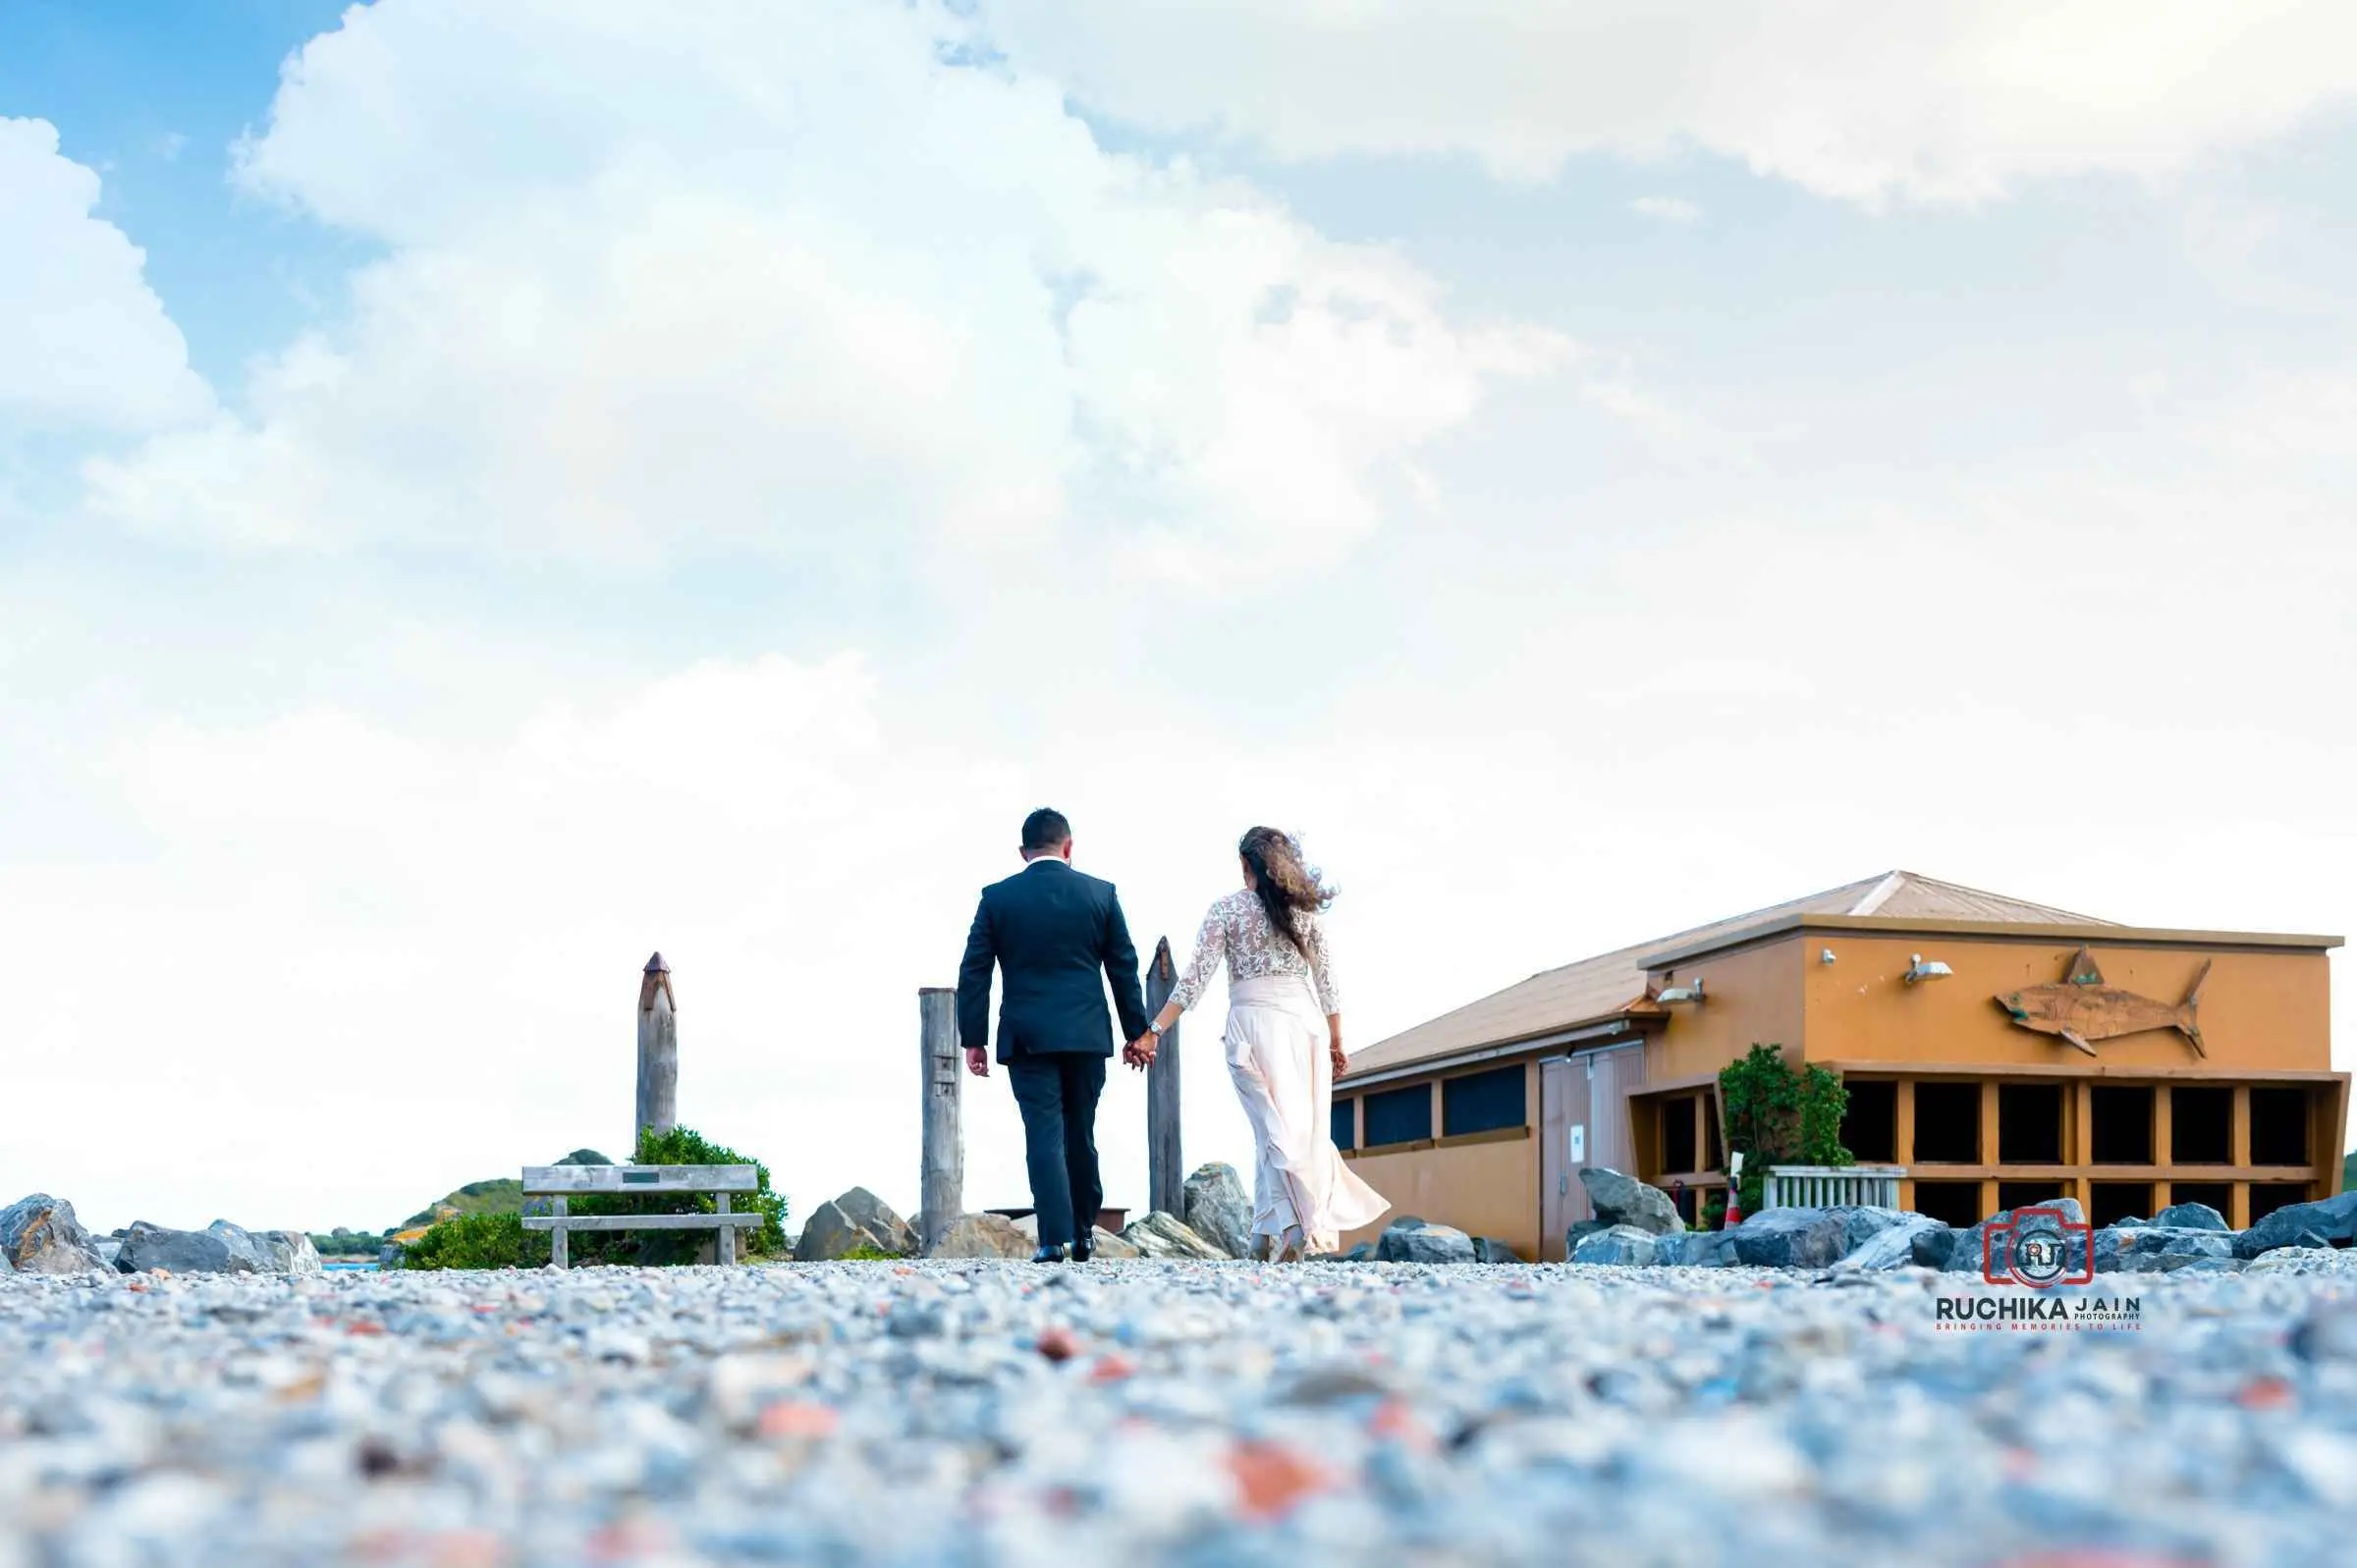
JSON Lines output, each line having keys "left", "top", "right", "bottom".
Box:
{"left": 5, "top": 1261, "right": 2357, "bottom": 1564}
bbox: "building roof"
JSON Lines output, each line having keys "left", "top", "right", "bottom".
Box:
{"left": 1342, "top": 871, "right": 2110, "bottom": 1083}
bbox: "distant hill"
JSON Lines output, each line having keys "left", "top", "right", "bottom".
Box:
{"left": 403, "top": 1177, "right": 523, "bottom": 1228}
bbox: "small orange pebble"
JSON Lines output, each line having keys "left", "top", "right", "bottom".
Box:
{"left": 1035, "top": 1326, "right": 1079, "bottom": 1364}
{"left": 424, "top": 1528, "right": 509, "bottom": 1568}
{"left": 1368, "top": 1399, "right": 1433, "bottom": 1451}
{"left": 346, "top": 1321, "right": 387, "bottom": 1337}
{"left": 585, "top": 1519, "right": 673, "bottom": 1563}
{"left": 1225, "top": 1441, "right": 1338, "bottom": 1521}
{"left": 2236, "top": 1377, "right": 2296, "bottom": 1412}
{"left": 758, "top": 1401, "right": 839, "bottom": 1440}
{"left": 1088, "top": 1354, "right": 1136, "bottom": 1383}
{"left": 2001, "top": 1446, "right": 2038, "bottom": 1483}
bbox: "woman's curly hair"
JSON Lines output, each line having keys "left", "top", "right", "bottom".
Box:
{"left": 1238, "top": 827, "right": 1335, "bottom": 957}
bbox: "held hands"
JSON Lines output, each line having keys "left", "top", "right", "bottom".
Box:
{"left": 1123, "top": 1031, "right": 1158, "bottom": 1071}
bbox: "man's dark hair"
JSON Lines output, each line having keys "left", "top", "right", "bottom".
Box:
{"left": 1020, "top": 808, "right": 1071, "bottom": 853}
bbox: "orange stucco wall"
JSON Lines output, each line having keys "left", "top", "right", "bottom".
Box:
{"left": 1644, "top": 937, "right": 1806, "bottom": 1084}
{"left": 1338, "top": 1131, "right": 1539, "bottom": 1259}
{"left": 1798, "top": 936, "right": 2331, "bottom": 1073}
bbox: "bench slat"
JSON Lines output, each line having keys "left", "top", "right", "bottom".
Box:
{"left": 521, "top": 1164, "right": 758, "bottom": 1193}
{"left": 524, "top": 1213, "right": 763, "bottom": 1232}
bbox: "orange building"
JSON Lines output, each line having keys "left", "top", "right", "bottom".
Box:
{"left": 1334, "top": 872, "right": 2346, "bottom": 1260}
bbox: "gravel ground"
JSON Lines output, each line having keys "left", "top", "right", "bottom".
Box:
{"left": 6, "top": 1259, "right": 2357, "bottom": 1568}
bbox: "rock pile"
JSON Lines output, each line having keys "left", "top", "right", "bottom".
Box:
{"left": 794, "top": 1187, "right": 919, "bottom": 1261}
{"left": 4, "top": 1195, "right": 326, "bottom": 1278}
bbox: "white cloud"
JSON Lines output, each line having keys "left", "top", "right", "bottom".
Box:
{"left": 83, "top": 0, "right": 1563, "bottom": 570}
{"left": 980, "top": 1, "right": 2357, "bottom": 205}
{"left": 0, "top": 118, "right": 211, "bottom": 432}
{"left": 1631, "top": 196, "right": 1703, "bottom": 225}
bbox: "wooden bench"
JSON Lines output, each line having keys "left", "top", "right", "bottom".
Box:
{"left": 521, "top": 1164, "right": 763, "bottom": 1269}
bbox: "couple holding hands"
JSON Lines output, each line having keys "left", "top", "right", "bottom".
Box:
{"left": 956, "top": 809, "right": 1389, "bottom": 1263}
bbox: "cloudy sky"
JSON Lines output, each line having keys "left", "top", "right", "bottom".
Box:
{"left": 4, "top": 1, "right": 2353, "bottom": 1236}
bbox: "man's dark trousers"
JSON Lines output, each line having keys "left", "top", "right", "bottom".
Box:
{"left": 1006, "top": 1052, "right": 1107, "bottom": 1251}
{"left": 956, "top": 857, "right": 1149, "bottom": 1251}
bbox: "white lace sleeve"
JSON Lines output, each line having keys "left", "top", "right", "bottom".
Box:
{"left": 1170, "top": 899, "right": 1228, "bottom": 1013}
{"left": 1307, "top": 915, "right": 1342, "bottom": 1015}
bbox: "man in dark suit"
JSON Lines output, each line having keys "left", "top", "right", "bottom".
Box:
{"left": 957, "top": 807, "right": 1150, "bottom": 1262}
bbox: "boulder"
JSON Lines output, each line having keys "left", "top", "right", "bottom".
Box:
{"left": 1942, "top": 1197, "right": 2089, "bottom": 1274}
{"left": 1910, "top": 1225, "right": 1960, "bottom": 1270}
{"left": 1834, "top": 1215, "right": 1943, "bottom": 1271}
{"left": 254, "top": 1230, "right": 324, "bottom": 1275}
{"left": 1, "top": 1195, "right": 112, "bottom": 1275}
{"left": 2093, "top": 1224, "right": 2234, "bottom": 1274}
{"left": 1341, "top": 1242, "right": 1376, "bottom": 1262}
{"left": 1120, "top": 1211, "right": 1229, "bottom": 1260}
{"left": 1672, "top": 1229, "right": 1741, "bottom": 1267}
{"left": 832, "top": 1188, "right": 917, "bottom": 1257}
{"left": 795, "top": 1200, "right": 892, "bottom": 1262}
{"left": 117, "top": 1220, "right": 253, "bottom": 1275}
{"left": 2153, "top": 1202, "right": 2229, "bottom": 1232}
{"left": 2233, "top": 1191, "right": 2357, "bottom": 1259}
{"left": 1564, "top": 1219, "right": 1605, "bottom": 1253}
{"left": 1572, "top": 1224, "right": 1663, "bottom": 1266}
{"left": 1471, "top": 1237, "right": 1520, "bottom": 1264}
{"left": 1375, "top": 1220, "right": 1475, "bottom": 1265}
{"left": 1577, "top": 1168, "right": 1684, "bottom": 1235}
{"left": 1181, "top": 1163, "right": 1254, "bottom": 1260}
{"left": 1088, "top": 1227, "right": 1141, "bottom": 1260}
{"left": 1731, "top": 1209, "right": 1853, "bottom": 1270}
{"left": 930, "top": 1213, "right": 1032, "bottom": 1260}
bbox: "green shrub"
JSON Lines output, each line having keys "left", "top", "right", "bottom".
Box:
{"left": 401, "top": 1212, "right": 550, "bottom": 1271}
{"left": 1718, "top": 1043, "right": 1851, "bottom": 1215}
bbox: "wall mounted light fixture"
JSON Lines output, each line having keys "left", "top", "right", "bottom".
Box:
{"left": 1902, "top": 953, "right": 1952, "bottom": 986}
{"left": 1657, "top": 977, "right": 1706, "bottom": 1004}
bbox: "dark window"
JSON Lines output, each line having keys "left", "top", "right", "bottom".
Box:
{"left": 2251, "top": 1087, "right": 2310, "bottom": 1167}
{"left": 1442, "top": 1065, "right": 1526, "bottom": 1138}
{"left": 2168, "top": 1181, "right": 2232, "bottom": 1219}
{"left": 1911, "top": 1180, "right": 1984, "bottom": 1228}
{"left": 1912, "top": 1082, "right": 1981, "bottom": 1163}
{"left": 1998, "top": 1180, "right": 2069, "bottom": 1214}
{"left": 1998, "top": 1083, "right": 2063, "bottom": 1165}
{"left": 1331, "top": 1098, "right": 1355, "bottom": 1152}
{"left": 1841, "top": 1080, "right": 1897, "bottom": 1163}
{"left": 1364, "top": 1085, "right": 1432, "bottom": 1148}
{"left": 1660, "top": 1095, "right": 1698, "bottom": 1174}
{"left": 2090, "top": 1182, "right": 2152, "bottom": 1229}
{"left": 1704, "top": 1091, "right": 1725, "bottom": 1172}
{"left": 2090, "top": 1086, "right": 2154, "bottom": 1165}
{"left": 2170, "top": 1088, "right": 2231, "bottom": 1163}
{"left": 2250, "top": 1182, "right": 2313, "bottom": 1224}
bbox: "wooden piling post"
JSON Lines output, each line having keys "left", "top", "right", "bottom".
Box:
{"left": 918, "top": 987, "right": 962, "bottom": 1254}
{"left": 637, "top": 952, "right": 678, "bottom": 1146}
{"left": 1145, "top": 937, "right": 1183, "bottom": 1215}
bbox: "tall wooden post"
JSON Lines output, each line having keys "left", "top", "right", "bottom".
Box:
{"left": 1145, "top": 937, "right": 1184, "bottom": 1215}
{"left": 918, "top": 987, "right": 962, "bottom": 1254}
{"left": 636, "top": 952, "right": 678, "bottom": 1147}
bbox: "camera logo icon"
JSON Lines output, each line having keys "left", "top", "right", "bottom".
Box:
{"left": 1982, "top": 1205, "right": 2093, "bottom": 1288}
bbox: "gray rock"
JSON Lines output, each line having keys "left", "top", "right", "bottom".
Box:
{"left": 1572, "top": 1224, "right": 1663, "bottom": 1266}
{"left": 1577, "top": 1168, "right": 1685, "bottom": 1235}
{"left": 1388, "top": 1216, "right": 1428, "bottom": 1232}
{"left": 1730, "top": 1208, "right": 1853, "bottom": 1270}
{"left": 929, "top": 1213, "right": 1031, "bottom": 1260}
{"left": 1910, "top": 1225, "right": 1960, "bottom": 1270}
{"left": 1834, "top": 1215, "right": 1941, "bottom": 1271}
{"left": 1376, "top": 1221, "right": 1476, "bottom": 1265}
{"left": 1, "top": 1195, "right": 112, "bottom": 1275}
{"left": 1471, "top": 1236, "right": 1520, "bottom": 1264}
{"left": 379, "top": 1244, "right": 405, "bottom": 1269}
{"left": 1341, "top": 1242, "right": 1376, "bottom": 1262}
{"left": 253, "top": 1230, "right": 324, "bottom": 1275}
{"left": 795, "top": 1200, "right": 892, "bottom": 1262}
{"left": 831, "top": 1188, "right": 916, "bottom": 1257}
{"left": 555, "top": 1149, "right": 614, "bottom": 1165}
{"left": 1120, "top": 1212, "right": 1228, "bottom": 1261}
{"left": 2234, "top": 1191, "right": 2357, "bottom": 1259}
{"left": 2153, "top": 1202, "right": 2229, "bottom": 1232}
{"left": 206, "top": 1220, "right": 272, "bottom": 1271}
{"left": 1672, "top": 1229, "right": 1741, "bottom": 1267}
{"left": 117, "top": 1220, "right": 256, "bottom": 1274}
{"left": 1943, "top": 1197, "right": 2089, "bottom": 1274}
{"left": 2094, "top": 1224, "right": 2234, "bottom": 1273}
{"left": 1087, "top": 1226, "right": 1141, "bottom": 1260}
{"left": 2249, "top": 1245, "right": 2357, "bottom": 1276}
{"left": 1181, "top": 1162, "right": 1254, "bottom": 1260}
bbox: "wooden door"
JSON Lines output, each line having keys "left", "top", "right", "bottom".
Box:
{"left": 1586, "top": 1043, "right": 1647, "bottom": 1184}
{"left": 1541, "top": 1057, "right": 1580, "bottom": 1259}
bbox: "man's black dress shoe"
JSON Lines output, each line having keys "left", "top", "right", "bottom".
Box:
{"left": 1030, "top": 1243, "right": 1070, "bottom": 1264}
{"left": 1070, "top": 1234, "right": 1093, "bottom": 1263}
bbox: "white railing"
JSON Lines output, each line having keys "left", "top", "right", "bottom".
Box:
{"left": 1762, "top": 1165, "right": 1905, "bottom": 1210}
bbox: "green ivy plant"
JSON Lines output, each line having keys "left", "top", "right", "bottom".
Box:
{"left": 1717, "top": 1043, "right": 1852, "bottom": 1216}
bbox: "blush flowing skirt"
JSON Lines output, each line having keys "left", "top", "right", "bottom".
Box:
{"left": 1224, "top": 973, "right": 1390, "bottom": 1254}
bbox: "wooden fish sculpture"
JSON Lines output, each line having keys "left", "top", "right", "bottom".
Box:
{"left": 1996, "top": 947, "right": 2208, "bottom": 1058}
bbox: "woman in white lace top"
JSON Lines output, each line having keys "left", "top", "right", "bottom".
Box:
{"left": 1126, "top": 828, "right": 1389, "bottom": 1259}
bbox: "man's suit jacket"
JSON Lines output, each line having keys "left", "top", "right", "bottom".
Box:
{"left": 957, "top": 859, "right": 1151, "bottom": 1064}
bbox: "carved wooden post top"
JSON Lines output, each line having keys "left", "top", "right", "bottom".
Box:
{"left": 1153, "top": 936, "right": 1175, "bottom": 984}
{"left": 639, "top": 951, "right": 676, "bottom": 1013}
